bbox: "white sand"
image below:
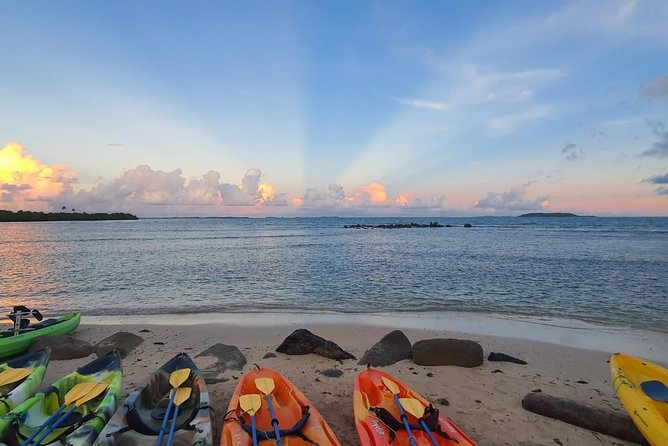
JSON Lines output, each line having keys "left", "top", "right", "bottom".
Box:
{"left": 37, "top": 312, "right": 668, "bottom": 445}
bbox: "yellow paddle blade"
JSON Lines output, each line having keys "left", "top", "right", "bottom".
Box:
{"left": 169, "top": 368, "right": 191, "bottom": 388}
{"left": 75, "top": 382, "right": 108, "bottom": 406}
{"left": 0, "top": 368, "right": 32, "bottom": 387}
{"left": 254, "top": 377, "right": 275, "bottom": 395}
{"left": 399, "top": 398, "right": 425, "bottom": 419}
{"left": 381, "top": 376, "right": 399, "bottom": 395}
{"left": 64, "top": 382, "right": 99, "bottom": 405}
{"left": 173, "top": 387, "right": 192, "bottom": 406}
{"left": 239, "top": 394, "right": 262, "bottom": 416}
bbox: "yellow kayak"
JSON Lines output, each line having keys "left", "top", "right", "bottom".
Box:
{"left": 610, "top": 353, "right": 668, "bottom": 446}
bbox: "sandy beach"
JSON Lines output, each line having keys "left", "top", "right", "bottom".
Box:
{"left": 27, "top": 312, "right": 666, "bottom": 446}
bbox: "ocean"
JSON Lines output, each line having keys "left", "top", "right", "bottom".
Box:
{"left": 0, "top": 217, "right": 666, "bottom": 332}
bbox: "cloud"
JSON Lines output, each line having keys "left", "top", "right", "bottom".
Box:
{"left": 561, "top": 143, "right": 585, "bottom": 161}
{"left": 489, "top": 105, "right": 553, "bottom": 135}
{"left": 641, "top": 120, "right": 668, "bottom": 158}
{"left": 475, "top": 184, "right": 550, "bottom": 211}
{"left": 299, "top": 184, "right": 346, "bottom": 208}
{"left": 0, "top": 142, "right": 77, "bottom": 210}
{"left": 643, "top": 171, "right": 668, "bottom": 196}
{"left": 640, "top": 74, "right": 668, "bottom": 103}
{"left": 393, "top": 97, "right": 451, "bottom": 111}
{"left": 395, "top": 193, "right": 445, "bottom": 209}
{"left": 348, "top": 181, "right": 391, "bottom": 206}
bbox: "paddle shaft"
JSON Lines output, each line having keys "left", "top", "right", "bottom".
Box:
{"left": 250, "top": 415, "right": 258, "bottom": 446}
{"left": 21, "top": 404, "right": 67, "bottom": 446}
{"left": 265, "top": 394, "right": 283, "bottom": 446}
{"left": 32, "top": 405, "right": 77, "bottom": 445}
{"left": 166, "top": 405, "right": 180, "bottom": 446}
{"left": 419, "top": 419, "right": 439, "bottom": 446}
{"left": 155, "top": 389, "right": 176, "bottom": 446}
{"left": 392, "top": 394, "right": 417, "bottom": 446}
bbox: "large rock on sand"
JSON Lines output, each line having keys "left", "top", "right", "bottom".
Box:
{"left": 276, "top": 329, "right": 355, "bottom": 360}
{"left": 94, "top": 332, "right": 143, "bottom": 358}
{"left": 359, "top": 330, "right": 412, "bottom": 366}
{"left": 412, "top": 339, "right": 483, "bottom": 367}
{"left": 29, "top": 336, "right": 92, "bottom": 360}
{"left": 522, "top": 392, "right": 647, "bottom": 444}
{"left": 197, "top": 343, "right": 247, "bottom": 383}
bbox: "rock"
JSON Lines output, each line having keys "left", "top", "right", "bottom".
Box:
{"left": 436, "top": 398, "right": 450, "bottom": 406}
{"left": 521, "top": 393, "right": 648, "bottom": 444}
{"left": 263, "top": 352, "right": 277, "bottom": 359}
{"left": 412, "top": 339, "right": 483, "bottom": 367}
{"left": 464, "top": 223, "right": 472, "bottom": 228}
{"left": 139, "top": 329, "right": 151, "bottom": 333}
{"left": 492, "top": 369, "right": 504, "bottom": 374}
{"left": 358, "top": 330, "right": 412, "bottom": 366}
{"left": 320, "top": 369, "right": 343, "bottom": 378}
{"left": 487, "top": 352, "right": 527, "bottom": 365}
{"left": 94, "top": 332, "right": 143, "bottom": 358}
{"left": 196, "top": 343, "right": 247, "bottom": 381}
{"left": 29, "top": 336, "right": 92, "bottom": 360}
{"left": 276, "top": 329, "right": 355, "bottom": 360}
{"left": 576, "top": 380, "right": 588, "bottom": 384}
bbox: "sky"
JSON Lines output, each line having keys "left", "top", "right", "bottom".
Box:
{"left": 1, "top": 0, "right": 667, "bottom": 216}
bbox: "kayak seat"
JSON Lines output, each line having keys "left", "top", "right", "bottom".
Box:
{"left": 641, "top": 380, "right": 668, "bottom": 402}
{"left": 29, "top": 319, "right": 59, "bottom": 330}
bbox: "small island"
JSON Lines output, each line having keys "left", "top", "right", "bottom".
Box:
{"left": 0, "top": 210, "right": 138, "bottom": 222}
{"left": 518, "top": 212, "right": 580, "bottom": 218}
{"left": 344, "top": 221, "right": 446, "bottom": 229}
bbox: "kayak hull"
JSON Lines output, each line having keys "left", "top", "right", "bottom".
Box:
{"left": 0, "top": 313, "right": 81, "bottom": 359}
{"left": 354, "top": 369, "right": 476, "bottom": 446}
{"left": 94, "top": 352, "right": 212, "bottom": 446}
{"left": 610, "top": 353, "right": 668, "bottom": 446}
{"left": 0, "top": 348, "right": 51, "bottom": 417}
{"left": 221, "top": 367, "right": 341, "bottom": 446}
{"left": 0, "top": 351, "right": 122, "bottom": 446}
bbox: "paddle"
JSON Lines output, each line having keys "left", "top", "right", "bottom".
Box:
{"left": 155, "top": 368, "right": 191, "bottom": 446}
{"left": 239, "top": 394, "right": 262, "bottom": 446}
{"left": 165, "top": 387, "right": 192, "bottom": 446}
{"left": 382, "top": 377, "right": 417, "bottom": 446}
{"left": 255, "top": 377, "right": 283, "bottom": 446}
{"left": 399, "top": 397, "right": 439, "bottom": 446}
{"left": 0, "top": 368, "right": 32, "bottom": 387}
{"left": 25, "top": 382, "right": 108, "bottom": 446}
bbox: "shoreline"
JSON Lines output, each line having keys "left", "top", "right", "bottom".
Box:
{"left": 82, "top": 311, "right": 668, "bottom": 363}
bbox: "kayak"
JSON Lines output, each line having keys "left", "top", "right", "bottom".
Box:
{"left": 354, "top": 369, "right": 476, "bottom": 445}
{"left": 0, "top": 350, "right": 122, "bottom": 446}
{"left": 221, "top": 366, "right": 340, "bottom": 445}
{"left": 0, "top": 349, "right": 51, "bottom": 417}
{"left": 0, "top": 312, "right": 81, "bottom": 359}
{"left": 93, "top": 352, "right": 212, "bottom": 446}
{"left": 610, "top": 353, "right": 668, "bottom": 446}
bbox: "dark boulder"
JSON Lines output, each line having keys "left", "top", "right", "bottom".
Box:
{"left": 29, "top": 336, "right": 92, "bottom": 360}
{"left": 487, "top": 352, "right": 527, "bottom": 365}
{"left": 359, "top": 330, "right": 412, "bottom": 366}
{"left": 276, "top": 329, "right": 355, "bottom": 360}
{"left": 522, "top": 392, "right": 647, "bottom": 445}
{"left": 94, "top": 332, "right": 143, "bottom": 358}
{"left": 412, "top": 338, "right": 483, "bottom": 367}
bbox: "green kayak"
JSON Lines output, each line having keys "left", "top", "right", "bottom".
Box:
{"left": 0, "top": 349, "right": 51, "bottom": 417}
{"left": 0, "top": 351, "right": 122, "bottom": 446}
{"left": 0, "top": 312, "right": 81, "bottom": 359}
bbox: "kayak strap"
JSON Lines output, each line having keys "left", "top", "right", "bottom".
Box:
{"left": 239, "top": 404, "right": 317, "bottom": 444}
{"left": 370, "top": 404, "right": 457, "bottom": 444}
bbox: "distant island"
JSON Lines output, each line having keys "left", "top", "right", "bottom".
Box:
{"left": 518, "top": 212, "right": 580, "bottom": 217}
{"left": 0, "top": 210, "right": 138, "bottom": 222}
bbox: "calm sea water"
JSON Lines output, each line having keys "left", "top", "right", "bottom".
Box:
{"left": 0, "top": 217, "right": 666, "bottom": 331}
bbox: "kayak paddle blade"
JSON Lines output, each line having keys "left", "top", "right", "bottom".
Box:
{"left": 64, "top": 382, "right": 99, "bottom": 405}
{"left": 239, "top": 394, "right": 262, "bottom": 416}
{"left": 169, "top": 368, "right": 191, "bottom": 388}
{"left": 0, "top": 368, "right": 32, "bottom": 387}
{"left": 255, "top": 377, "right": 275, "bottom": 395}
{"left": 75, "top": 382, "right": 108, "bottom": 406}
{"left": 173, "top": 387, "right": 192, "bottom": 406}
{"left": 382, "top": 376, "right": 400, "bottom": 395}
{"left": 399, "top": 397, "right": 425, "bottom": 419}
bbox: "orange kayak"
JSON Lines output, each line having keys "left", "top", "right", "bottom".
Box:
{"left": 354, "top": 369, "right": 476, "bottom": 445}
{"left": 221, "top": 367, "right": 341, "bottom": 446}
